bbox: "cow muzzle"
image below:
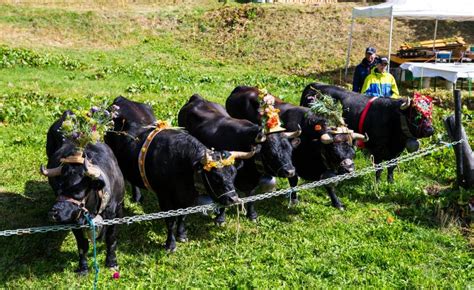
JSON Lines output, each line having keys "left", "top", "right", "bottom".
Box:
{"left": 217, "top": 190, "right": 241, "bottom": 206}
{"left": 339, "top": 158, "right": 354, "bottom": 173}
{"left": 49, "top": 201, "right": 82, "bottom": 223}
{"left": 277, "top": 165, "right": 296, "bottom": 178}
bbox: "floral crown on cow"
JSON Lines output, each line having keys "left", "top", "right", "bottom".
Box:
{"left": 412, "top": 92, "right": 433, "bottom": 120}
{"left": 202, "top": 149, "right": 236, "bottom": 171}
{"left": 257, "top": 88, "right": 286, "bottom": 134}
{"left": 60, "top": 104, "right": 117, "bottom": 151}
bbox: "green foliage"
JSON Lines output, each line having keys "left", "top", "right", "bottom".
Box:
{"left": 0, "top": 46, "right": 84, "bottom": 70}
{"left": 308, "top": 93, "right": 344, "bottom": 126}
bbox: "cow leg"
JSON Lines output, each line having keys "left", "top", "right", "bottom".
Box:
{"left": 374, "top": 157, "right": 384, "bottom": 182}
{"left": 322, "top": 172, "right": 344, "bottom": 210}
{"left": 164, "top": 217, "right": 177, "bottom": 252}
{"left": 72, "top": 229, "right": 89, "bottom": 275}
{"left": 246, "top": 176, "right": 276, "bottom": 221}
{"left": 215, "top": 208, "right": 226, "bottom": 226}
{"left": 131, "top": 185, "right": 143, "bottom": 203}
{"left": 104, "top": 225, "right": 119, "bottom": 268}
{"left": 105, "top": 202, "right": 122, "bottom": 268}
{"left": 288, "top": 175, "right": 299, "bottom": 205}
{"left": 246, "top": 201, "right": 258, "bottom": 222}
{"left": 176, "top": 215, "right": 188, "bottom": 242}
{"left": 387, "top": 163, "right": 397, "bottom": 183}
{"left": 375, "top": 168, "right": 383, "bottom": 182}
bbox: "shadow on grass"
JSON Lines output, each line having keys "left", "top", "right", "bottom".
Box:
{"left": 0, "top": 180, "right": 72, "bottom": 283}
{"left": 116, "top": 184, "right": 223, "bottom": 256}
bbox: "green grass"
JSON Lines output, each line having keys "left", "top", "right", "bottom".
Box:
{"left": 0, "top": 1, "right": 473, "bottom": 288}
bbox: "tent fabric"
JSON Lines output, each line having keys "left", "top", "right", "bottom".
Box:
{"left": 400, "top": 62, "right": 474, "bottom": 83}
{"left": 352, "top": 0, "right": 474, "bottom": 20}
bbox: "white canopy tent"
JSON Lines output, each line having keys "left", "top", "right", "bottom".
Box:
{"left": 344, "top": 0, "right": 474, "bottom": 79}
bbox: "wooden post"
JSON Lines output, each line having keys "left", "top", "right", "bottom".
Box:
{"left": 454, "top": 89, "right": 464, "bottom": 188}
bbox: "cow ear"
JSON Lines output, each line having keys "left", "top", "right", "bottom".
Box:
{"left": 291, "top": 138, "right": 301, "bottom": 148}
{"left": 193, "top": 161, "right": 203, "bottom": 173}
{"left": 91, "top": 178, "right": 106, "bottom": 190}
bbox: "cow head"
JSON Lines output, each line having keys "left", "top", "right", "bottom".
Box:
{"left": 41, "top": 152, "right": 105, "bottom": 224}
{"left": 109, "top": 96, "right": 156, "bottom": 133}
{"left": 399, "top": 94, "right": 434, "bottom": 139}
{"left": 196, "top": 149, "right": 254, "bottom": 206}
{"left": 305, "top": 114, "right": 366, "bottom": 174}
{"left": 255, "top": 128, "right": 300, "bottom": 178}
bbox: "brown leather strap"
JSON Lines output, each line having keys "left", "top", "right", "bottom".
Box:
{"left": 138, "top": 127, "right": 167, "bottom": 192}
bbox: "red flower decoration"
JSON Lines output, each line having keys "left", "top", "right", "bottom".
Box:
{"left": 112, "top": 271, "right": 120, "bottom": 279}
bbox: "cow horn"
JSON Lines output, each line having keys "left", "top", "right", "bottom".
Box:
{"left": 282, "top": 125, "right": 302, "bottom": 139}
{"left": 400, "top": 98, "right": 411, "bottom": 110}
{"left": 320, "top": 133, "right": 333, "bottom": 144}
{"left": 229, "top": 150, "right": 256, "bottom": 160}
{"left": 201, "top": 149, "right": 214, "bottom": 164}
{"left": 255, "top": 130, "right": 266, "bottom": 143}
{"left": 84, "top": 158, "right": 101, "bottom": 179}
{"left": 40, "top": 164, "right": 62, "bottom": 177}
{"left": 352, "top": 132, "right": 369, "bottom": 142}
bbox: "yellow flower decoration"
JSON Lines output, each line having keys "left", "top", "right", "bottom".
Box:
{"left": 155, "top": 120, "right": 170, "bottom": 130}
{"left": 257, "top": 87, "right": 284, "bottom": 133}
{"left": 203, "top": 156, "right": 235, "bottom": 171}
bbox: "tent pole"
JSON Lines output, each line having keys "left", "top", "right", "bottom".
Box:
{"left": 387, "top": 12, "right": 394, "bottom": 72}
{"left": 344, "top": 15, "right": 355, "bottom": 82}
{"left": 432, "top": 19, "right": 438, "bottom": 52}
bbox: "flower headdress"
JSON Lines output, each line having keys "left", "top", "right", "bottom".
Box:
{"left": 307, "top": 92, "right": 345, "bottom": 127}
{"left": 257, "top": 88, "right": 285, "bottom": 134}
{"left": 412, "top": 92, "right": 433, "bottom": 120}
{"left": 60, "top": 104, "right": 117, "bottom": 151}
{"left": 202, "top": 149, "right": 235, "bottom": 171}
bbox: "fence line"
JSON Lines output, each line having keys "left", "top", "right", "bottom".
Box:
{"left": 0, "top": 139, "right": 464, "bottom": 237}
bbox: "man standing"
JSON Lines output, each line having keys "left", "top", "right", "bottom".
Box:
{"left": 352, "top": 47, "right": 378, "bottom": 93}
{"left": 361, "top": 57, "right": 399, "bottom": 98}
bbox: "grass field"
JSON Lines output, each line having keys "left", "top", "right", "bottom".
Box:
{"left": 0, "top": 1, "right": 473, "bottom": 288}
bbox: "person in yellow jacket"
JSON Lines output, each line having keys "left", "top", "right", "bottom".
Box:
{"left": 361, "top": 57, "right": 399, "bottom": 98}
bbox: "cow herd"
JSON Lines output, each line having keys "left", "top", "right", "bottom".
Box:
{"left": 40, "top": 83, "right": 434, "bottom": 274}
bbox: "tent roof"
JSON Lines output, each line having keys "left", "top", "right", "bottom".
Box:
{"left": 352, "top": 0, "right": 474, "bottom": 21}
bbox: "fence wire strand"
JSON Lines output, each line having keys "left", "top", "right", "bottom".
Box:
{"left": 0, "top": 139, "right": 464, "bottom": 237}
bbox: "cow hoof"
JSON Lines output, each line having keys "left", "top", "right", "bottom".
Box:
{"left": 248, "top": 217, "right": 258, "bottom": 223}
{"left": 177, "top": 237, "right": 188, "bottom": 243}
{"left": 133, "top": 195, "right": 143, "bottom": 203}
{"left": 75, "top": 268, "right": 89, "bottom": 276}
{"left": 290, "top": 198, "right": 299, "bottom": 205}
{"left": 337, "top": 206, "right": 345, "bottom": 211}
{"left": 247, "top": 213, "right": 258, "bottom": 221}
{"left": 214, "top": 220, "right": 226, "bottom": 227}
{"left": 106, "top": 261, "right": 118, "bottom": 269}
{"left": 165, "top": 245, "right": 176, "bottom": 253}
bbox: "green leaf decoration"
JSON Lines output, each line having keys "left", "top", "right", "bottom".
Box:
{"left": 308, "top": 92, "right": 344, "bottom": 127}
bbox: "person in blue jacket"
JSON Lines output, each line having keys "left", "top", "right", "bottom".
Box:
{"left": 352, "top": 47, "right": 378, "bottom": 93}
{"left": 361, "top": 57, "right": 399, "bottom": 98}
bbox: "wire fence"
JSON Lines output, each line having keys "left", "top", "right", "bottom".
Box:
{"left": 0, "top": 139, "right": 464, "bottom": 237}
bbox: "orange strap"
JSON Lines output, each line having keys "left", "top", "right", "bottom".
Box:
{"left": 138, "top": 127, "right": 167, "bottom": 192}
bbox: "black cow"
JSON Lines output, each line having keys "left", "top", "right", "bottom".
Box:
{"left": 41, "top": 111, "right": 125, "bottom": 274}
{"left": 226, "top": 86, "right": 366, "bottom": 209}
{"left": 178, "top": 94, "right": 300, "bottom": 221}
{"left": 107, "top": 96, "right": 157, "bottom": 203}
{"left": 301, "top": 83, "right": 435, "bottom": 182}
{"left": 105, "top": 96, "right": 251, "bottom": 252}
